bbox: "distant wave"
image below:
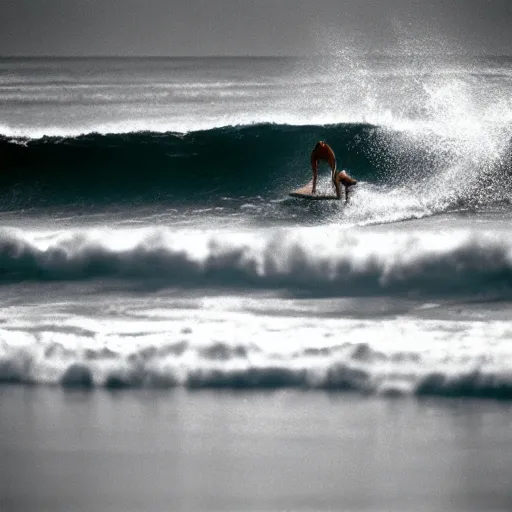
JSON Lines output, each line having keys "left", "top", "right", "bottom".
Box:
{"left": 0, "top": 226, "right": 511, "bottom": 298}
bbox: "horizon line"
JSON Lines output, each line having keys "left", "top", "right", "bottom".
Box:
{"left": 1, "top": 52, "right": 512, "bottom": 59}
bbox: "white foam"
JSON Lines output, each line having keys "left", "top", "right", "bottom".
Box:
{"left": 1, "top": 301, "right": 512, "bottom": 396}
{"left": 0, "top": 224, "right": 511, "bottom": 298}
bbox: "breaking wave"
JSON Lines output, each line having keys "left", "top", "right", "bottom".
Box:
{"left": 1, "top": 119, "right": 510, "bottom": 212}
{"left": 0, "top": 123, "right": 390, "bottom": 203}
{"left": 2, "top": 335, "right": 512, "bottom": 399}
{"left": 0, "top": 226, "right": 511, "bottom": 298}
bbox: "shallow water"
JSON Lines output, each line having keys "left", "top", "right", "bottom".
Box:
{"left": 1, "top": 388, "right": 511, "bottom": 512}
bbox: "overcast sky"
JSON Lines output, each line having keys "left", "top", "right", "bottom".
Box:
{"left": 2, "top": 0, "right": 512, "bottom": 57}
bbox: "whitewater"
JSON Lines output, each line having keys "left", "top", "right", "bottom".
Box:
{"left": 1, "top": 55, "right": 512, "bottom": 398}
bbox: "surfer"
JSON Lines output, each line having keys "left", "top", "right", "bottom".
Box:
{"left": 310, "top": 141, "right": 357, "bottom": 201}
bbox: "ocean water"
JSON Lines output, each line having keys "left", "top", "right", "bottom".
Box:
{"left": 1, "top": 55, "right": 512, "bottom": 511}
{"left": 1, "top": 55, "right": 512, "bottom": 395}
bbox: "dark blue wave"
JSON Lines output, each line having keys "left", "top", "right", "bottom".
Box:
{"left": 0, "top": 123, "right": 438, "bottom": 208}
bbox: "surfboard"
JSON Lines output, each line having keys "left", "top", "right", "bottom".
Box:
{"left": 289, "top": 183, "right": 339, "bottom": 200}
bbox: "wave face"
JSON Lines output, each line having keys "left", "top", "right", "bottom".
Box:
{"left": 1, "top": 226, "right": 511, "bottom": 299}
{"left": 1, "top": 121, "right": 511, "bottom": 211}
{"left": 0, "top": 124, "right": 385, "bottom": 204}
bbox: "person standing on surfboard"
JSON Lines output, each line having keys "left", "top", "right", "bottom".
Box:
{"left": 310, "top": 141, "right": 357, "bottom": 201}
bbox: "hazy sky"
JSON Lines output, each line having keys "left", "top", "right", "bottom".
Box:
{"left": 2, "top": 0, "right": 512, "bottom": 56}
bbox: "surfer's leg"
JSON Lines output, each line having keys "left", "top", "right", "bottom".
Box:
{"left": 333, "top": 177, "right": 342, "bottom": 199}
